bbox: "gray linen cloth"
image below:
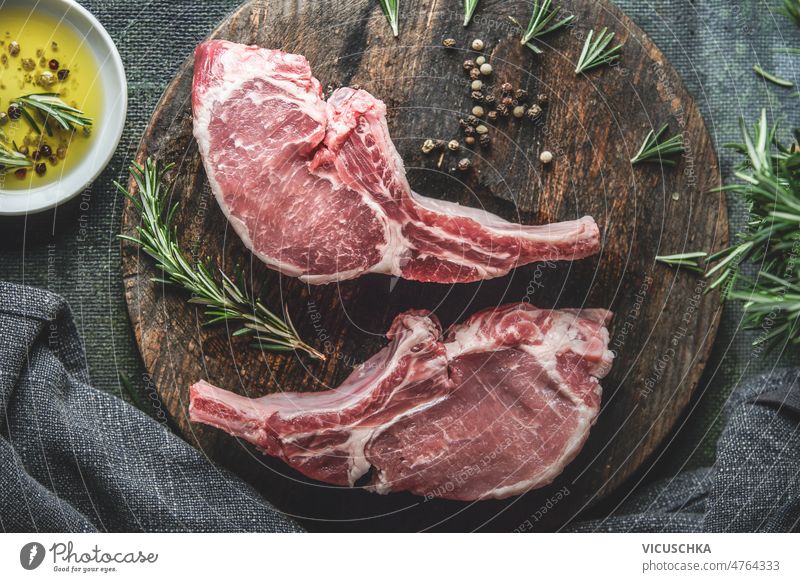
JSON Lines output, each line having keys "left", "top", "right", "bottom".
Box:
{"left": 0, "top": 282, "right": 301, "bottom": 532}
{"left": 1, "top": 281, "right": 797, "bottom": 532}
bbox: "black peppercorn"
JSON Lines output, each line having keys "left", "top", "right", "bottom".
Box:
{"left": 501, "top": 82, "right": 513, "bottom": 93}
{"left": 8, "top": 103, "right": 22, "bottom": 120}
{"left": 479, "top": 134, "right": 492, "bottom": 147}
{"left": 470, "top": 90, "right": 484, "bottom": 102}
{"left": 464, "top": 125, "right": 475, "bottom": 136}
{"left": 496, "top": 104, "right": 509, "bottom": 117}
{"left": 484, "top": 94, "right": 496, "bottom": 106}
{"left": 469, "top": 68, "right": 481, "bottom": 80}
{"left": 48, "top": 59, "right": 59, "bottom": 70}
{"left": 463, "top": 59, "right": 476, "bottom": 71}
{"left": 57, "top": 69, "right": 70, "bottom": 81}
{"left": 442, "top": 38, "right": 457, "bottom": 49}
{"left": 40, "top": 144, "right": 52, "bottom": 157}
{"left": 15, "top": 168, "right": 26, "bottom": 179}
{"left": 537, "top": 93, "right": 549, "bottom": 105}
{"left": 501, "top": 96, "right": 514, "bottom": 107}
{"left": 487, "top": 110, "right": 498, "bottom": 122}
{"left": 466, "top": 115, "right": 480, "bottom": 126}
{"left": 515, "top": 89, "right": 528, "bottom": 101}
{"left": 35, "top": 163, "right": 47, "bottom": 176}
{"left": 457, "top": 158, "right": 471, "bottom": 171}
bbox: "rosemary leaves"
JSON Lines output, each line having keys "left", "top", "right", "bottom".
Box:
{"left": 464, "top": 0, "right": 480, "bottom": 27}
{"left": 13, "top": 92, "right": 92, "bottom": 136}
{"left": 378, "top": 0, "right": 400, "bottom": 37}
{"left": 782, "top": 0, "right": 800, "bottom": 27}
{"left": 630, "top": 125, "right": 684, "bottom": 166}
{"left": 0, "top": 141, "right": 32, "bottom": 173}
{"left": 575, "top": 27, "right": 623, "bottom": 74}
{"left": 510, "top": 0, "right": 574, "bottom": 54}
{"left": 753, "top": 64, "right": 794, "bottom": 88}
{"left": 118, "top": 158, "right": 324, "bottom": 360}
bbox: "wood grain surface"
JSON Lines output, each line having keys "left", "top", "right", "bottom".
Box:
{"left": 120, "top": 0, "right": 727, "bottom": 531}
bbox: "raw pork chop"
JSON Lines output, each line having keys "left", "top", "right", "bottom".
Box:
{"left": 192, "top": 40, "right": 601, "bottom": 284}
{"left": 189, "top": 303, "right": 613, "bottom": 501}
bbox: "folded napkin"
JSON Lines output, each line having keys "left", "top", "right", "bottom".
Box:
{"left": 1, "top": 282, "right": 797, "bottom": 532}
{"left": 0, "top": 282, "right": 301, "bottom": 532}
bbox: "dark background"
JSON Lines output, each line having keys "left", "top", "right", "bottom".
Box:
{"left": 0, "top": 0, "right": 798, "bottom": 511}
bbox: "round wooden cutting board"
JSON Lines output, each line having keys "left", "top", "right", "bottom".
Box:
{"left": 121, "top": 0, "right": 727, "bottom": 531}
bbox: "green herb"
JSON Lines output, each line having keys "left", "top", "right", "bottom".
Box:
{"left": 781, "top": 0, "right": 800, "bottom": 27}
{"left": 753, "top": 64, "right": 794, "bottom": 88}
{"left": 508, "top": 0, "right": 574, "bottom": 54}
{"left": 117, "top": 158, "right": 324, "bottom": 360}
{"left": 377, "top": 0, "right": 399, "bottom": 37}
{"left": 0, "top": 141, "right": 32, "bottom": 173}
{"left": 658, "top": 110, "right": 800, "bottom": 349}
{"left": 771, "top": 47, "right": 800, "bottom": 54}
{"left": 655, "top": 252, "right": 707, "bottom": 274}
{"left": 575, "top": 27, "right": 623, "bottom": 74}
{"left": 13, "top": 92, "right": 92, "bottom": 136}
{"left": 464, "top": 0, "right": 480, "bottom": 27}
{"left": 630, "top": 124, "right": 685, "bottom": 166}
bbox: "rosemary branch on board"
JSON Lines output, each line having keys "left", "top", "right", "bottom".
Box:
{"left": 464, "top": 0, "right": 480, "bottom": 27}
{"left": 575, "top": 27, "right": 623, "bottom": 74}
{"left": 377, "top": 0, "right": 399, "bottom": 37}
{"left": 0, "top": 141, "right": 32, "bottom": 173}
{"left": 508, "top": 0, "right": 574, "bottom": 55}
{"left": 13, "top": 92, "right": 92, "bottom": 136}
{"left": 753, "top": 64, "right": 795, "bottom": 88}
{"left": 117, "top": 158, "right": 324, "bottom": 360}
{"left": 630, "top": 125, "right": 685, "bottom": 166}
{"left": 655, "top": 252, "right": 707, "bottom": 274}
{"left": 657, "top": 110, "right": 800, "bottom": 349}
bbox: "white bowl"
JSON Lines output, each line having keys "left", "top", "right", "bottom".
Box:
{"left": 0, "top": 0, "right": 127, "bottom": 216}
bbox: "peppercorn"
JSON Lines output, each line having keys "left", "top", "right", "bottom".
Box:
{"left": 475, "top": 56, "right": 486, "bottom": 66}
{"left": 18, "top": 145, "right": 28, "bottom": 156}
{"left": 479, "top": 63, "right": 493, "bottom": 76}
{"left": 465, "top": 136, "right": 476, "bottom": 146}
{"left": 49, "top": 59, "right": 59, "bottom": 70}
{"left": 537, "top": 93, "right": 549, "bottom": 105}
{"left": 471, "top": 39, "right": 485, "bottom": 51}
{"left": 35, "top": 163, "right": 47, "bottom": 176}
{"left": 56, "top": 146, "right": 66, "bottom": 159}
{"left": 540, "top": 150, "right": 554, "bottom": 164}
{"left": 464, "top": 125, "right": 475, "bottom": 136}
{"left": 484, "top": 94, "right": 496, "bottom": 106}
{"left": 475, "top": 124, "right": 489, "bottom": 135}
{"left": 7, "top": 104, "right": 21, "bottom": 120}
{"left": 501, "top": 96, "right": 514, "bottom": 107}
{"left": 21, "top": 58, "right": 35, "bottom": 71}
{"left": 501, "top": 82, "right": 513, "bottom": 93}
{"left": 14, "top": 168, "right": 26, "bottom": 179}
{"left": 421, "top": 139, "right": 436, "bottom": 154}
{"left": 57, "top": 69, "right": 70, "bottom": 81}
{"left": 471, "top": 80, "right": 483, "bottom": 91}
{"left": 51, "top": 41, "right": 59, "bottom": 52}
{"left": 526, "top": 104, "right": 543, "bottom": 121}
{"left": 469, "top": 68, "right": 481, "bottom": 80}
{"left": 472, "top": 106, "right": 485, "bottom": 118}
{"left": 513, "top": 105, "right": 526, "bottom": 118}
{"left": 8, "top": 41, "right": 20, "bottom": 57}
{"left": 471, "top": 90, "right": 484, "bottom": 102}
{"left": 38, "top": 71, "right": 56, "bottom": 88}
{"left": 457, "top": 158, "right": 472, "bottom": 171}
{"left": 447, "top": 139, "right": 460, "bottom": 151}
{"left": 463, "top": 59, "right": 476, "bottom": 71}
{"left": 459, "top": 118, "right": 469, "bottom": 129}
{"left": 0, "top": 112, "right": 7, "bottom": 126}
{"left": 466, "top": 115, "right": 480, "bottom": 126}
{"left": 442, "top": 38, "right": 457, "bottom": 48}
{"left": 479, "top": 134, "right": 492, "bottom": 147}
{"left": 39, "top": 144, "right": 52, "bottom": 157}
{"left": 496, "top": 104, "right": 509, "bottom": 117}
{"left": 515, "top": 89, "right": 528, "bottom": 101}
{"left": 486, "top": 110, "right": 498, "bottom": 122}
{"left": 32, "top": 150, "right": 41, "bottom": 161}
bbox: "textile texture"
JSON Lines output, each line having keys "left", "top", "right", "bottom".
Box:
{"left": 0, "top": 0, "right": 798, "bottom": 530}
{"left": 0, "top": 282, "right": 302, "bottom": 532}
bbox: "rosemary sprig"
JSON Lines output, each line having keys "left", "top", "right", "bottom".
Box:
{"left": 117, "top": 158, "right": 324, "bottom": 360}
{"left": 655, "top": 252, "right": 707, "bottom": 274}
{"left": 464, "top": 0, "right": 480, "bottom": 27}
{"left": 782, "top": 0, "right": 800, "bottom": 27}
{"left": 630, "top": 125, "right": 685, "bottom": 166}
{"left": 508, "top": 0, "right": 574, "bottom": 55}
{"left": 377, "top": 0, "right": 399, "bottom": 37}
{"left": 658, "top": 110, "right": 800, "bottom": 349}
{"left": 771, "top": 48, "right": 800, "bottom": 54}
{"left": 575, "top": 27, "right": 623, "bottom": 74}
{"left": 753, "top": 64, "right": 794, "bottom": 88}
{"left": 13, "top": 92, "right": 92, "bottom": 136}
{"left": 0, "top": 141, "right": 32, "bottom": 173}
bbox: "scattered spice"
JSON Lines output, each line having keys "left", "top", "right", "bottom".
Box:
{"left": 471, "top": 80, "right": 483, "bottom": 91}
{"left": 540, "top": 150, "right": 554, "bottom": 164}
{"left": 421, "top": 139, "right": 436, "bottom": 154}
{"left": 472, "top": 105, "right": 485, "bottom": 117}
{"left": 512, "top": 105, "right": 525, "bottom": 118}
{"left": 48, "top": 59, "right": 59, "bottom": 71}
{"left": 469, "top": 68, "right": 481, "bottom": 80}
{"left": 479, "top": 63, "right": 492, "bottom": 76}
{"left": 0, "top": 112, "right": 7, "bottom": 126}
{"left": 21, "top": 58, "right": 36, "bottom": 71}
{"left": 463, "top": 59, "right": 476, "bottom": 71}
{"left": 537, "top": 93, "right": 549, "bottom": 105}
{"left": 471, "top": 39, "right": 485, "bottom": 51}
{"left": 479, "top": 134, "right": 492, "bottom": 147}
{"left": 34, "top": 162, "right": 47, "bottom": 175}
{"left": 501, "top": 82, "right": 513, "bottom": 93}
{"left": 457, "top": 158, "right": 472, "bottom": 171}
{"left": 475, "top": 55, "right": 486, "bottom": 66}
{"left": 442, "top": 38, "right": 457, "bottom": 48}
{"left": 486, "top": 110, "right": 498, "bottom": 122}
{"left": 471, "top": 90, "right": 484, "bottom": 101}
{"left": 57, "top": 69, "right": 69, "bottom": 81}
{"left": 465, "top": 136, "right": 476, "bottom": 146}
{"left": 526, "top": 104, "right": 543, "bottom": 120}
{"left": 447, "top": 139, "right": 460, "bottom": 151}
{"left": 7, "top": 103, "right": 22, "bottom": 120}
{"left": 515, "top": 89, "right": 528, "bottom": 101}
{"left": 475, "top": 124, "right": 489, "bottom": 134}
{"left": 8, "top": 41, "right": 20, "bottom": 57}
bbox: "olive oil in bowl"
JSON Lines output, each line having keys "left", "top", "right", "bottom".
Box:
{"left": 0, "top": 5, "right": 103, "bottom": 191}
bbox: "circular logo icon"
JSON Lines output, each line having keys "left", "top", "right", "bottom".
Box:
{"left": 20, "top": 542, "right": 45, "bottom": 570}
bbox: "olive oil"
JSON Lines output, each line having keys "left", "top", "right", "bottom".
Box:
{"left": 0, "top": 6, "right": 103, "bottom": 190}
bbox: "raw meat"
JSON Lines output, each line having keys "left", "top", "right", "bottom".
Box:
{"left": 189, "top": 303, "right": 614, "bottom": 501}
{"left": 192, "top": 40, "right": 601, "bottom": 285}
